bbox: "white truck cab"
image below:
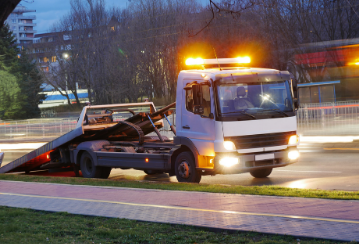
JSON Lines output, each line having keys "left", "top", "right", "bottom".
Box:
{"left": 174, "top": 58, "right": 299, "bottom": 179}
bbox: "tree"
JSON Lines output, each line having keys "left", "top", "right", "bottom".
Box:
{"left": 0, "top": 24, "right": 44, "bottom": 120}
{"left": 0, "top": 0, "right": 21, "bottom": 28}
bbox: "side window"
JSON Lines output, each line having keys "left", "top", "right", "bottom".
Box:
{"left": 185, "top": 84, "right": 211, "bottom": 117}
{"left": 186, "top": 89, "right": 193, "bottom": 112}
{"left": 202, "top": 85, "right": 211, "bottom": 117}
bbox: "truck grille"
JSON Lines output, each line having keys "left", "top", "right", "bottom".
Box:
{"left": 225, "top": 131, "right": 296, "bottom": 149}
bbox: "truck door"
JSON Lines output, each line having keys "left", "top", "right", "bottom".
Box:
{"left": 180, "top": 82, "right": 215, "bottom": 155}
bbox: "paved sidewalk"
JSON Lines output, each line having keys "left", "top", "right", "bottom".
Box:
{"left": 0, "top": 180, "right": 359, "bottom": 241}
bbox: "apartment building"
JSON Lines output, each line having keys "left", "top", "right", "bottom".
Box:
{"left": 5, "top": 5, "right": 36, "bottom": 46}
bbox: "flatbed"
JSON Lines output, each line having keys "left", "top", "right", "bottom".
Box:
{"left": 0, "top": 102, "right": 176, "bottom": 175}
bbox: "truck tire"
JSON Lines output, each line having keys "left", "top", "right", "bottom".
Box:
{"left": 175, "top": 151, "right": 201, "bottom": 183}
{"left": 80, "top": 152, "right": 110, "bottom": 179}
{"left": 250, "top": 168, "right": 272, "bottom": 178}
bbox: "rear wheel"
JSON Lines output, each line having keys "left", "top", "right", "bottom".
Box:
{"left": 175, "top": 151, "right": 201, "bottom": 183}
{"left": 250, "top": 168, "right": 272, "bottom": 178}
{"left": 80, "top": 152, "right": 111, "bottom": 179}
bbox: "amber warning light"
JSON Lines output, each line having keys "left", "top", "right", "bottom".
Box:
{"left": 145, "top": 158, "right": 149, "bottom": 163}
{"left": 186, "top": 57, "right": 251, "bottom": 66}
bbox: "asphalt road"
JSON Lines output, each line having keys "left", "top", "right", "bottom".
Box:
{"left": 2, "top": 142, "right": 359, "bottom": 191}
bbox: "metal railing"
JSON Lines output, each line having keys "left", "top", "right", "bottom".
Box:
{"left": 2, "top": 101, "right": 359, "bottom": 141}
{"left": 0, "top": 118, "right": 77, "bottom": 141}
{"left": 0, "top": 113, "right": 176, "bottom": 141}
{"left": 297, "top": 100, "right": 359, "bottom": 135}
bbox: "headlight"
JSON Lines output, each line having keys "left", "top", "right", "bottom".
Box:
{"left": 288, "top": 150, "right": 300, "bottom": 160}
{"left": 219, "top": 157, "right": 239, "bottom": 167}
{"left": 288, "top": 135, "right": 299, "bottom": 145}
{"left": 223, "top": 141, "right": 236, "bottom": 150}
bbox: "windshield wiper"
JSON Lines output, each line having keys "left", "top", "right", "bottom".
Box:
{"left": 262, "top": 109, "right": 289, "bottom": 117}
{"left": 221, "top": 111, "right": 256, "bottom": 119}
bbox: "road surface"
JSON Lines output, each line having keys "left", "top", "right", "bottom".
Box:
{"left": 1, "top": 142, "right": 359, "bottom": 191}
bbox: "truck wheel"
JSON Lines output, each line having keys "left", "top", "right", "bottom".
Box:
{"left": 250, "top": 168, "right": 272, "bottom": 178}
{"left": 80, "top": 152, "right": 109, "bottom": 179}
{"left": 175, "top": 151, "right": 201, "bottom": 183}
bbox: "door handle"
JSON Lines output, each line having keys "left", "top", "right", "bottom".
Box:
{"left": 182, "top": 125, "right": 190, "bottom": 129}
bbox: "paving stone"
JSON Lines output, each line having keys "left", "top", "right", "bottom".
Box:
{"left": 0, "top": 180, "right": 359, "bottom": 241}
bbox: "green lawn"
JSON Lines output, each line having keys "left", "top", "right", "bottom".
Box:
{"left": 1, "top": 174, "right": 359, "bottom": 200}
{"left": 0, "top": 206, "right": 352, "bottom": 244}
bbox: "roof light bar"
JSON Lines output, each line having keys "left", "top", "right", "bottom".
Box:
{"left": 185, "top": 57, "right": 251, "bottom": 65}
{"left": 185, "top": 58, "right": 204, "bottom": 65}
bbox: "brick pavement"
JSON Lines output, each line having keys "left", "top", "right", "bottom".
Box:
{"left": 0, "top": 180, "right": 359, "bottom": 241}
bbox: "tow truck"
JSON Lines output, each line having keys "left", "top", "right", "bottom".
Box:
{"left": 0, "top": 58, "right": 300, "bottom": 183}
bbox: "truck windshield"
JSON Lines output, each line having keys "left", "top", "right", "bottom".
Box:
{"left": 216, "top": 80, "right": 294, "bottom": 120}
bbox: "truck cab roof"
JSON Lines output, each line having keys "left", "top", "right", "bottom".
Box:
{"left": 178, "top": 67, "right": 291, "bottom": 84}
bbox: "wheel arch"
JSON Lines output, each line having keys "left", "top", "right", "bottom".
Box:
{"left": 74, "top": 140, "right": 110, "bottom": 165}
{"left": 171, "top": 137, "right": 200, "bottom": 175}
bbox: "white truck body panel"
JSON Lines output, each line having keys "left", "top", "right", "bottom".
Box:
{"left": 221, "top": 117, "right": 297, "bottom": 137}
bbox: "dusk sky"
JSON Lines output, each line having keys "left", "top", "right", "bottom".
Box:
{"left": 19, "top": 0, "right": 209, "bottom": 34}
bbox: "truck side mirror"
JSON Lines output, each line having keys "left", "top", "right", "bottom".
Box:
{"left": 293, "top": 98, "right": 299, "bottom": 109}
{"left": 290, "top": 79, "right": 299, "bottom": 109}
{"left": 192, "top": 84, "right": 203, "bottom": 106}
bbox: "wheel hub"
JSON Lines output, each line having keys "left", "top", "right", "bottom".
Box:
{"left": 178, "top": 161, "right": 191, "bottom": 179}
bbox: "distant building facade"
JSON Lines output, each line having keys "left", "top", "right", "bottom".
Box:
{"left": 29, "top": 32, "right": 89, "bottom": 108}
{"left": 5, "top": 5, "right": 36, "bottom": 46}
{"left": 25, "top": 18, "right": 120, "bottom": 108}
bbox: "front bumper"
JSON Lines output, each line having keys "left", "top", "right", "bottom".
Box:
{"left": 214, "top": 147, "right": 299, "bottom": 174}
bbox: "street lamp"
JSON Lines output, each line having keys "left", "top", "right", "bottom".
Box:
{"left": 63, "top": 53, "right": 69, "bottom": 59}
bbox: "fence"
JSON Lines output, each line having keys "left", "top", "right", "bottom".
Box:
{"left": 0, "top": 118, "right": 78, "bottom": 141}
{"left": 297, "top": 100, "right": 359, "bottom": 135}
{"left": 2, "top": 101, "right": 359, "bottom": 141}
{"left": 0, "top": 113, "right": 176, "bottom": 141}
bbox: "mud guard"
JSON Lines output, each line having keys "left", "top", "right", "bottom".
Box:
{"left": 173, "top": 136, "right": 200, "bottom": 167}
{"left": 74, "top": 140, "right": 110, "bottom": 166}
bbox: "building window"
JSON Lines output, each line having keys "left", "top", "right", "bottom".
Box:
{"left": 12, "top": 19, "right": 16, "bottom": 23}
{"left": 110, "top": 26, "right": 115, "bottom": 31}
{"left": 51, "top": 56, "right": 56, "bottom": 62}
{"left": 43, "top": 57, "right": 49, "bottom": 62}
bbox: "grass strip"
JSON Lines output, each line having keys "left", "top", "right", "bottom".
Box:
{"left": 0, "top": 174, "right": 358, "bottom": 200}
{"left": 0, "top": 206, "right": 350, "bottom": 244}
